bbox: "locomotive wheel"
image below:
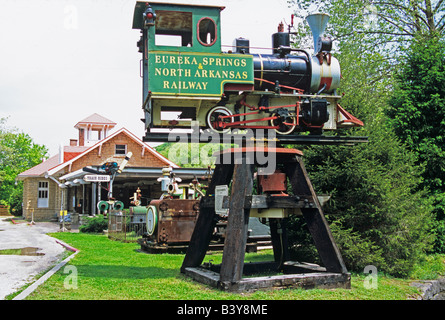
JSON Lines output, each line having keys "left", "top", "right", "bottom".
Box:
{"left": 206, "top": 106, "right": 234, "bottom": 133}
{"left": 270, "top": 113, "right": 297, "bottom": 135}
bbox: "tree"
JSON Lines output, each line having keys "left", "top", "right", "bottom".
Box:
{"left": 284, "top": 0, "right": 437, "bottom": 275}
{"left": 0, "top": 118, "right": 48, "bottom": 215}
{"left": 289, "top": 0, "right": 444, "bottom": 54}
{"left": 289, "top": 0, "right": 444, "bottom": 87}
{"left": 155, "top": 142, "right": 232, "bottom": 168}
{"left": 387, "top": 35, "right": 445, "bottom": 252}
{"left": 290, "top": 123, "right": 434, "bottom": 276}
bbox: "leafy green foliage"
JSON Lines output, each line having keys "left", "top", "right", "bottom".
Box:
{"left": 79, "top": 215, "right": 109, "bottom": 233}
{"left": 329, "top": 221, "right": 386, "bottom": 272}
{"left": 155, "top": 142, "right": 232, "bottom": 168}
{"left": 409, "top": 254, "right": 445, "bottom": 280}
{"left": 387, "top": 35, "right": 445, "bottom": 253}
{"left": 0, "top": 118, "right": 48, "bottom": 215}
{"left": 288, "top": 124, "right": 434, "bottom": 276}
{"left": 289, "top": 0, "right": 444, "bottom": 59}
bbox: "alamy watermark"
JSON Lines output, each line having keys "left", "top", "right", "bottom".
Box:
{"left": 363, "top": 4, "right": 378, "bottom": 30}
{"left": 363, "top": 265, "right": 378, "bottom": 289}
{"left": 166, "top": 123, "right": 278, "bottom": 175}
{"left": 63, "top": 265, "right": 78, "bottom": 290}
{"left": 64, "top": 4, "right": 79, "bottom": 30}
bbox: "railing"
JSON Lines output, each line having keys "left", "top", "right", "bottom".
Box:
{"left": 108, "top": 211, "right": 146, "bottom": 242}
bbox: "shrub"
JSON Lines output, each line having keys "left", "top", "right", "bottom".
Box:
{"left": 329, "top": 221, "right": 387, "bottom": 273}
{"left": 287, "top": 120, "right": 434, "bottom": 277}
{"left": 80, "top": 215, "right": 108, "bottom": 233}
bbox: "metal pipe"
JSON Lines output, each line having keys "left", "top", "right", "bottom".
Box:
{"left": 44, "top": 173, "right": 67, "bottom": 189}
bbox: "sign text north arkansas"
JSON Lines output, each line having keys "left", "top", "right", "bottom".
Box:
{"left": 148, "top": 52, "right": 254, "bottom": 96}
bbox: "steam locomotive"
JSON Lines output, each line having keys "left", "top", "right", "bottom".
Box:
{"left": 132, "top": 1, "right": 362, "bottom": 138}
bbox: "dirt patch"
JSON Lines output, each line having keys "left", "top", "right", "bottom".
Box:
{"left": 0, "top": 247, "right": 45, "bottom": 256}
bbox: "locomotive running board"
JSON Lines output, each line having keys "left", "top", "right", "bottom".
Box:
{"left": 143, "top": 132, "right": 368, "bottom": 145}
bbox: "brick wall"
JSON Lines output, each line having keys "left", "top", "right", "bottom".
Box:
{"left": 0, "top": 205, "right": 10, "bottom": 216}
{"left": 70, "top": 132, "right": 168, "bottom": 172}
{"left": 23, "top": 178, "right": 61, "bottom": 221}
{"left": 22, "top": 131, "right": 171, "bottom": 221}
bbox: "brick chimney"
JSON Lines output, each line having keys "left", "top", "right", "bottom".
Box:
{"left": 70, "top": 139, "right": 78, "bottom": 146}
{"left": 78, "top": 129, "right": 85, "bottom": 146}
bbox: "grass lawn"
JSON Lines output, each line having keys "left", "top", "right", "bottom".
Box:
{"left": 13, "top": 232, "right": 435, "bottom": 300}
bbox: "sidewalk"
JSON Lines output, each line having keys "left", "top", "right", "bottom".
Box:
{"left": 0, "top": 216, "right": 74, "bottom": 300}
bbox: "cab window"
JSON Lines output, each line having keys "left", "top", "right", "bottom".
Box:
{"left": 197, "top": 17, "right": 217, "bottom": 46}
{"left": 155, "top": 11, "right": 193, "bottom": 47}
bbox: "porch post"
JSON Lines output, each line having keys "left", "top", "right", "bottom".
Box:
{"left": 91, "top": 182, "right": 97, "bottom": 215}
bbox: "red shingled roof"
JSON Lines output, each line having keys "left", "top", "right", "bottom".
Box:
{"left": 17, "top": 155, "right": 60, "bottom": 178}
{"left": 74, "top": 113, "right": 117, "bottom": 128}
{"left": 63, "top": 146, "right": 88, "bottom": 162}
{"left": 17, "top": 145, "right": 89, "bottom": 178}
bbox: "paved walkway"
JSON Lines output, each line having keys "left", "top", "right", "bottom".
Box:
{"left": 0, "top": 216, "right": 72, "bottom": 300}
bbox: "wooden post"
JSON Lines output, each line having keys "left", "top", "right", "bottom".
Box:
{"left": 181, "top": 163, "right": 234, "bottom": 272}
{"left": 284, "top": 156, "right": 348, "bottom": 274}
{"left": 219, "top": 161, "right": 255, "bottom": 283}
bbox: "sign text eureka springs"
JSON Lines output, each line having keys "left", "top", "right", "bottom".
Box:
{"left": 148, "top": 52, "right": 254, "bottom": 96}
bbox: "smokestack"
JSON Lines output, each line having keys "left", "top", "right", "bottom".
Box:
{"left": 306, "top": 13, "right": 330, "bottom": 53}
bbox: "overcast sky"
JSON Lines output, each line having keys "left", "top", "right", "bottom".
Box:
{"left": 0, "top": 0, "right": 298, "bottom": 156}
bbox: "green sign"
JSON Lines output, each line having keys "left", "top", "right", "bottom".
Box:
{"left": 148, "top": 52, "right": 254, "bottom": 97}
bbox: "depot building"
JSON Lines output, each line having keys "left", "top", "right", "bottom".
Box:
{"left": 16, "top": 113, "right": 210, "bottom": 221}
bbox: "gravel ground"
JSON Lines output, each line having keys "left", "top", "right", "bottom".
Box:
{"left": 0, "top": 217, "right": 69, "bottom": 299}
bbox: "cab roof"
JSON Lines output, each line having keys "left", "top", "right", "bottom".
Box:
{"left": 132, "top": 1, "right": 225, "bottom": 29}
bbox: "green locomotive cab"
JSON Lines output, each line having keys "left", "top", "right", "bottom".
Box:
{"left": 133, "top": 1, "right": 255, "bottom": 135}
{"left": 132, "top": 1, "right": 362, "bottom": 139}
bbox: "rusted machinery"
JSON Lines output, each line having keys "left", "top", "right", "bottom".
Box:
{"left": 139, "top": 199, "right": 201, "bottom": 252}
{"left": 137, "top": 167, "right": 269, "bottom": 253}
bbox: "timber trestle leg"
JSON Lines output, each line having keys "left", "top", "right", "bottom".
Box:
{"left": 181, "top": 147, "right": 350, "bottom": 292}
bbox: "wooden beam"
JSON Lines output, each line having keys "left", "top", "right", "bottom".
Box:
{"left": 219, "top": 162, "right": 255, "bottom": 283}
{"left": 201, "top": 195, "right": 315, "bottom": 209}
{"left": 180, "top": 163, "right": 234, "bottom": 272}
{"left": 285, "top": 156, "right": 348, "bottom": 274}
{"left": 184, "top": 267, "right": 351, "bottom": 292}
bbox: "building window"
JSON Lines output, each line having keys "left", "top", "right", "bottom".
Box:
{"left": 37, "top": 181, "right": 49, "bottom": 208}
{"left": 115, "top": 144, "right": 127, "bottom": 155}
